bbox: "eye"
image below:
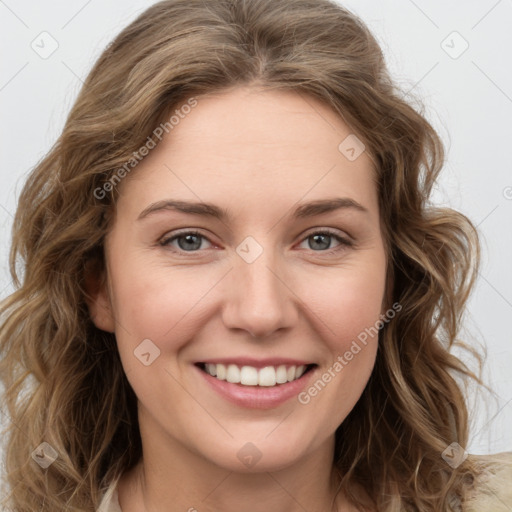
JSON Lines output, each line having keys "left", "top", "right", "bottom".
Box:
{"left": 297, "top": 229, "right": 353, "bottom": 254}
{"left": 159, "top": 229, "right": 353, "bottom": 255}
{"left": 159, "top": 230, "right": 213, "bottom": 252}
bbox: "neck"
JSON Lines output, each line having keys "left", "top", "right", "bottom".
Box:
{"left": 117, "top": 410, "right": 349, "bottom": 512}
{"left": 120, "top": 462, "right": 344, "bottom": 512}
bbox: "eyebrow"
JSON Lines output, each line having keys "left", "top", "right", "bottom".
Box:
{"left": 137, "top": 197, "right": 369, "bottom": 222}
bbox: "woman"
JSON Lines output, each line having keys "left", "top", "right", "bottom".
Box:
{"left": 1, "top": 0, "right": 510, "bottom": 510}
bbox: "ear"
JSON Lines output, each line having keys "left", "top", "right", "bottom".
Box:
{"left": 83, "top": 258, "right": 116, "bottom": 333}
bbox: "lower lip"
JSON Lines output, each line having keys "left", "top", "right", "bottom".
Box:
{"left": 195, "top": 364, "right": 317, "bottom": 409}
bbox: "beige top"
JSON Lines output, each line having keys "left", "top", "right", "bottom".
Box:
{"left": 97, "top": 478, "right": 122, "bottom": 512}
{"left": 97, "top": 452, "right": 512, "bottom": 511}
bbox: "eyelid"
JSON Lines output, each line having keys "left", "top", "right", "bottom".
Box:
{"left": 301, "top": 226, "right": 353, "bottom": 243}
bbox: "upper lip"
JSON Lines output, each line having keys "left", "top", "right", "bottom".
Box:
{"left": 197, "top": 358, "right": 316, "bottom": 369}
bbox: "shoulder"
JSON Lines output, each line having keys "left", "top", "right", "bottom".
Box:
{"left": 464, "top": 451, "right": 512, "bottom": 511}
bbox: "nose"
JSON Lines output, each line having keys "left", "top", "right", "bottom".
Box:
{"left": 221, "top": 247, "right": 299, "bottom": 339}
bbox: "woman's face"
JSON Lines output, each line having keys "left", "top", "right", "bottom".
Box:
{"left": 89, "top": 86, "right": 387, "bottom": 473}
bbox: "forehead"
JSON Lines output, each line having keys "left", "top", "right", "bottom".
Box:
{"left": 116, "top": 86, "right": 379, "bottom": 222}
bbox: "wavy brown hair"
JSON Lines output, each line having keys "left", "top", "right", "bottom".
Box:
{"left": 0, "top": 0, "right": 486, "bottom": 510}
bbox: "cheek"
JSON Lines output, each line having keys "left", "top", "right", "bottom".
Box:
{"left": 108, "top": 235, "right": 387, "bottom": 362}
{"left": 108, "top": 257, "right": 227, "bottom": 362}
{"left": 292, "top": 269, "right": 385, "bottom": 429}
{"left": 299, "top": 260, "right": 387, "bottom": 348}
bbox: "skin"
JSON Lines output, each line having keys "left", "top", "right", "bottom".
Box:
{"left": 86, "top": 85, "right": 387, "bottom": 511}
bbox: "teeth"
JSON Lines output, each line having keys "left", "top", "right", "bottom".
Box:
{"left": 276, "top": 365, "right": 288, "bottom": 384}
{"left": 241, "top": 366, "right": 258, "bottom": 385}
{"left": 226, "top": 364, "right": 240, "bottom": 383}
{"left": 216, "top": 364, "right": 226, "bottom": 380}
{"left": 258, "top": 366, "right": 276, "bottom": 387}
{"left": 203, "top": 363, "right": 309, "bottom": 387}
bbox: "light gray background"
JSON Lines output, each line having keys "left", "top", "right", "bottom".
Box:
{"left": 0, "top": 0, "right": 511, "bottom": 458}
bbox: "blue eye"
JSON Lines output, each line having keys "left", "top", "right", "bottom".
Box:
{"left": 159, "top": 229, "right": 352, "bottom": 255}
{"left": 298, "top": 230, "right": 352, "bottom": 253}
{"left": 160, "top": 230, "right": 210, "bottom": 252}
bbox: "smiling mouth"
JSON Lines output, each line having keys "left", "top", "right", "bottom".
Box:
{"left": 195, "top": 362, "right": 317, "bottom": 387}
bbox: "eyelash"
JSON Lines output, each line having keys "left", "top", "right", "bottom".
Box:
{"left": 159, "top": 228, "right": 353, "bottom": 256}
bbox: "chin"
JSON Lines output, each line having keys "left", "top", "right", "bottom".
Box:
{"left": 192, "top": 434, "right": 313, "bottom": 474}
